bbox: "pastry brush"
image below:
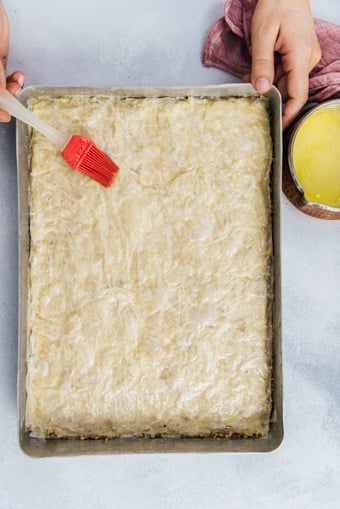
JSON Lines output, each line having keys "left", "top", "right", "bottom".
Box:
{"left": 0, "top": 89, "right": 119, "bottom": 187}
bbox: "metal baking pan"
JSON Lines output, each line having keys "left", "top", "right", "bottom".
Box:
{"left": 17, "top": 84, "right": 283, "bottom": 457}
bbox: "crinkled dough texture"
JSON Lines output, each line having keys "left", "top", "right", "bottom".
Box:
{"left": 26, "top": 95, "right": 273, "bottom": 439}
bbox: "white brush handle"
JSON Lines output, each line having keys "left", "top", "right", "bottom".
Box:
{"left": 0, "top": 89, "right": 70, "bottom": 150}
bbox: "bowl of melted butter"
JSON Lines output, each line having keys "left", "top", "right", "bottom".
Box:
{"left": 286, "top": 100, "right": 340, "bottom": 219}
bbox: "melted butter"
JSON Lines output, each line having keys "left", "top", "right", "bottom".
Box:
{"left": 292, "top": 107, "right": 340, "bottom": 208}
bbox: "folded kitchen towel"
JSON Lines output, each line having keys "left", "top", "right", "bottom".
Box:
{"left": 203, "top": 0, "right": 340, "bottom": 103}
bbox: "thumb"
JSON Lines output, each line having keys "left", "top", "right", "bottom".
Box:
{"left": 0, "top": 60, "right": 6, "bottom": 91}
{"left": 251, "top": 48, "right": 275, "bottom": 93}
{"left": 0, "top": 2, "right": 9, "bottom": 90}
{"left": 251, "top": 22, "right": 277, "bottom": 93}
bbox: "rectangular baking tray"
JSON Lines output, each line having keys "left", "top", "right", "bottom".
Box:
{"left": 17, "top": 84, "right": 283, "bottom": 457}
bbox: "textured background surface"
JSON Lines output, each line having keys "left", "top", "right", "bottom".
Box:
{"left": 0, "top": 1, "right": 339, "bottom": 508}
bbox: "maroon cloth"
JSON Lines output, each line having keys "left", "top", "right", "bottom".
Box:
{"left": 203, "top": 0, "right": 340, "bottom": 103}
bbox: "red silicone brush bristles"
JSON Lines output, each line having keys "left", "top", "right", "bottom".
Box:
{"left": 61, "top": 135, "right": 119, "bottom": 187}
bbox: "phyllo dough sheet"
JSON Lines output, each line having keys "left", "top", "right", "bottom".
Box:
{"left": 26, "top": 95, "right": 273, "bottom": 438}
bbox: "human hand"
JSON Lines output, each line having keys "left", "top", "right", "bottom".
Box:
{"left": 246, "top": 0, "right": 321, "bottom": 130}
{"left": 0, "top": 1, "right": 25, "bottom": 122}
